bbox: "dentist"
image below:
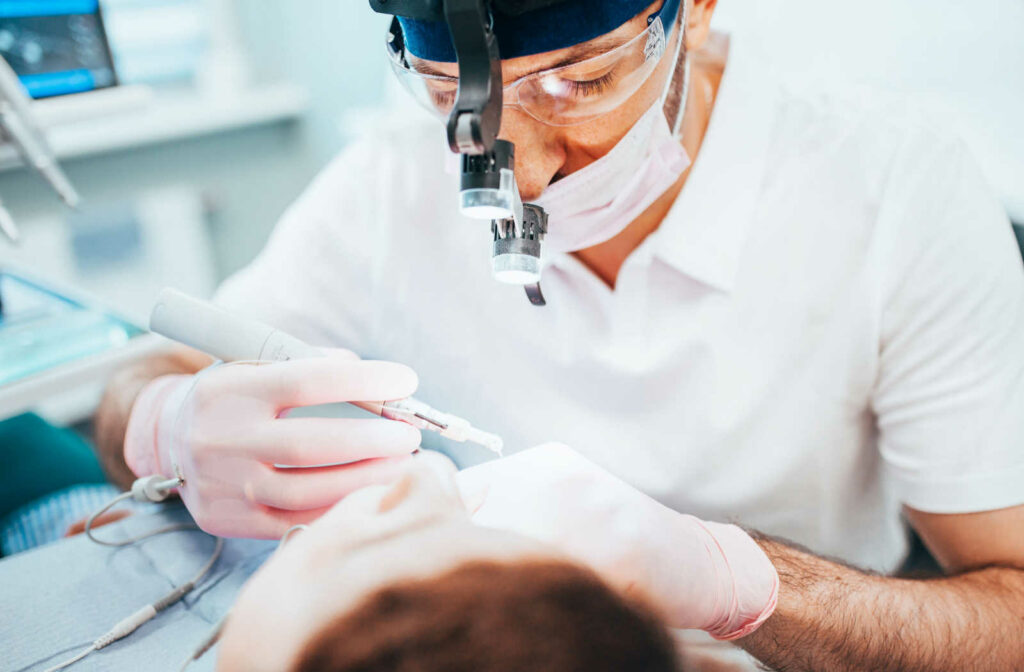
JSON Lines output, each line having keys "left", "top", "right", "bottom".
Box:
{"left": 96, "top": 2, "right": 1024, "bottom": 670}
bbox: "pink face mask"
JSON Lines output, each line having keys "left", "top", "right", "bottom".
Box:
{"left": 534, "top": 0, "right": 692, "bottom": 257}
{"left": 535, "top": 103, "right": 691, "bottom": 253}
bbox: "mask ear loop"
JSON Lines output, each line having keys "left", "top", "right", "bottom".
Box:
{"left": 662, "top": 0, "right": 692, "bottom": 139}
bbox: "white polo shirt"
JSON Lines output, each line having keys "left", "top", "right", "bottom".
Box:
{"left": 216, "top": 34, "right": 1024, "bottom": 668}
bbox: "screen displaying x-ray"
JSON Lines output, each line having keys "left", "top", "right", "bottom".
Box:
{"left": 0, "top": 0, "right": 116, "bottom": 98}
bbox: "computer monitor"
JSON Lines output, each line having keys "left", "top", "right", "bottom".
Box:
{"left": 0, "top": 0, "right": 117, "bottom": 99}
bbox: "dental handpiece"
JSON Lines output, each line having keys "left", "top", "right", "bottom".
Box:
{"left": 0, "top": 56, "right": 81, "bottom": 210}
{"left": 149, "top": 289, "right": 503, "bottom": 454}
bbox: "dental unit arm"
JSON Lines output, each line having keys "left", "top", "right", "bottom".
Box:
{"left": 149, "top": 288, "right": 505, "bottom": 454}
{"left": 370, "top": 0, "right": 549, "bottom": 305}
{"left": 0, "top": 55, "right": 81, "bottom": 243}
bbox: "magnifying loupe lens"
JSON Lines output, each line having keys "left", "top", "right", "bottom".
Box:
{"left": 492, "top": 253, "right": 542, "bottom": 284}
{"left": 460, "top": 188, "right": 514, "bottom": 220}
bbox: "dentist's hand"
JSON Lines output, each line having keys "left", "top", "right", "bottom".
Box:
{"left": 456, "top": 443, "right": 779, "bottom": 640}
{"left": 123, "top": 350, "right": 422, "bottom": 539}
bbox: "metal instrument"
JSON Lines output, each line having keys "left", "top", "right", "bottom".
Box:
{"left": 0, "top": 56, "right": 81, "bottom": 243}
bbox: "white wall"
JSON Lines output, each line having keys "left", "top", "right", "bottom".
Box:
{"left": 235, "top": 0, "right": 391, "bottom": 159}
{"left": 711, "top": 0, "right": 1024, "bottom": 222}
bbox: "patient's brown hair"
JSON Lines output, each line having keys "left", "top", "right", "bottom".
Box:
{"left": 294, "top": 559, "right": 682, "bottom": 672}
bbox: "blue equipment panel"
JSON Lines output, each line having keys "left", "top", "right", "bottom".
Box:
{"left": 0, "top": 272, "right": 143, "bottom": 386}
{"left": 0, "top": 0, "right": 117, "bottom": 98}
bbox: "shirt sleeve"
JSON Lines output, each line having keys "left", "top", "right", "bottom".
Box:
{"left": 873, "top": 135, "right": 1024, "bottom": 514}
{"left": 213, "top": 140, "right": 384, "bottom": 355}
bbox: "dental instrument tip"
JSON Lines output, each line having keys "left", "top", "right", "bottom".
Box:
{"left": 464, "top": 427, "right": 504, "bottom": 456}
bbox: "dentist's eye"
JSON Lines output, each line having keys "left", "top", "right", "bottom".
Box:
{"left": 431, "top": 90, "right": 456, "bottom": 108}
{"left": 429, "top": 87, "right": 457, "bottom": 111}
{"left": 564, "top": 72, "right": 617, "bottom": 98}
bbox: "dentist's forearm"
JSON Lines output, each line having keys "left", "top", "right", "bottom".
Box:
{"left": 93, "top": 347, "right": 212, "bottom": 489}
{"left": 739, "top": 538, "right": 1024, "bottom": 672}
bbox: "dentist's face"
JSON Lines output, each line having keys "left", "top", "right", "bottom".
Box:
{"left": 410, "top": 0, "right": 717, "bottom": 201}
{"left": 217, "top": 456, "right": 558, "bottom": 672}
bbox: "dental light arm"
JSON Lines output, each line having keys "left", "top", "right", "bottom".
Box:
{"left": 0, "top": 55, "right": 81, "bottom": 243}
{"left": 371, "top": 0, "right": 549, "bottom": 305}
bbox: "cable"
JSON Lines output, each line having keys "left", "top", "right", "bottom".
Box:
{"left": 84, "top": 476, "right": 193, "bottom": 547}
{"left": 176, "top": 523, "right": 310, "bottom": 670}
{"left": 51, "top": 475, "right": 308, "bottom": 670}
{"left": 43, "top": 476, "right": 225, "bottom": 672}
{"left": 178, "top": 617, "right": 228, "bottom": 672}
{"left": 42, "top": 645, "right": 94, "bottom": 672}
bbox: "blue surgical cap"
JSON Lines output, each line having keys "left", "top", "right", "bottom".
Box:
{"left": 398, "top": 0, "right": 681, "bottom": 63}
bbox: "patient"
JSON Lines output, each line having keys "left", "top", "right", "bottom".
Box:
{"left": 218, "top": 454, "right": 683, "bottom": 672}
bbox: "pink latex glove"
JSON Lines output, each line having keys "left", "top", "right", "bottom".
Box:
{"left": 456, "top": 443, "right": 779, "bottom": 640}
{"left": 124, "top": 350, "right": 422, "bottom": 539}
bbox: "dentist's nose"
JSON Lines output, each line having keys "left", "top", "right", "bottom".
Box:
{"left": 499, "top": 107, "right": 565, "bottom": 202}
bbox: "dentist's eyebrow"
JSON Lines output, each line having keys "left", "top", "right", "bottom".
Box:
{"left": 540, "top": 35, "right": 630, "bottom": 71}
{"left": 408, "top": 34, "right": 630, "bottom": 80}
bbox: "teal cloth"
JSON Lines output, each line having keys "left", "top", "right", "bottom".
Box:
{"left": 0, "top": 413, "right": 107, "bottom": 523}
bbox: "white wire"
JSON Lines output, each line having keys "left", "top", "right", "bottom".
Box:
{"left": 83, "top": 491, "right": 195, "bottom": 547}
{"left": 45, "top": 488, "right": 225, "bottom": 672}
{"left": 54, "top": 362, "right": 266, "bottom": 672}
{"left": 178, "top": 617, "right": 228, "bottom": 672}
{"left": 177, "top": 523, "right": 309, "bottom": 670}
{"left": 42, "top": 645, "right": 95, "bottom": 672}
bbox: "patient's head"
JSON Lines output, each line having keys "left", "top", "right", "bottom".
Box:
{"left": 218, "top": 454, "right": 681, "bottom": 672}
{"left": 295, "top": 559, "right": 680, "bottom": 672}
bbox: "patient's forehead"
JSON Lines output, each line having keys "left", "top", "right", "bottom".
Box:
{"left": 218, "top": 518, "right": 556, "bottom": 672}
{"left": 302, "top": 520, "right": 558, "bottom": 605}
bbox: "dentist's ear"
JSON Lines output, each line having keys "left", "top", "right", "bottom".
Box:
{"left": 685, "top": 0, "right": 719, "bottom": 52}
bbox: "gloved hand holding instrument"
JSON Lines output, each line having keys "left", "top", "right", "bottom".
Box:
{"left": 124, "top": 289, "right": 502, "bottom": 539}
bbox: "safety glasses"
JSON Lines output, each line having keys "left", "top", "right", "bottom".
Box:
{"left": 386, "top": 14, "right": 669, "bottom": 127}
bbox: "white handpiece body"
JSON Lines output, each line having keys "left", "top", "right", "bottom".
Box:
{"left": 148, "top": 289, "right": 504, "bottom": 453}
{"left": 150, "top": 289, "right": 322, "bottom": 363}
{"left": 150, "top": 288, "right": 386, "bottom": 418}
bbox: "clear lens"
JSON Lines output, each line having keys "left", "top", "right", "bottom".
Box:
{"left": 492, "top": 253, "right": 542, "bottom": 284}
{"left": 515, "top": 18, "right": 665, "bottom": 125}
{"left": 387, "top": 17, "right": 667, "bottom": 127}
{"left": 460, "top": 188, "right": 515, "bottom": 220}
{"left": 387, "top": 54, "right": 457, "bottom": 117}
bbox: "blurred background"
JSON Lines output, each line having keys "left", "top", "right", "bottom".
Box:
{"left": 0, "top": 0, "right": 393, "bottom": 324}
{"left": 0, "top": 0, "right": 1020, "bottom": 423}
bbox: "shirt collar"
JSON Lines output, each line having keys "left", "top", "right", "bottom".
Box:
{"left": 648, "top": 33, "right": 779, "bottom": 293}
